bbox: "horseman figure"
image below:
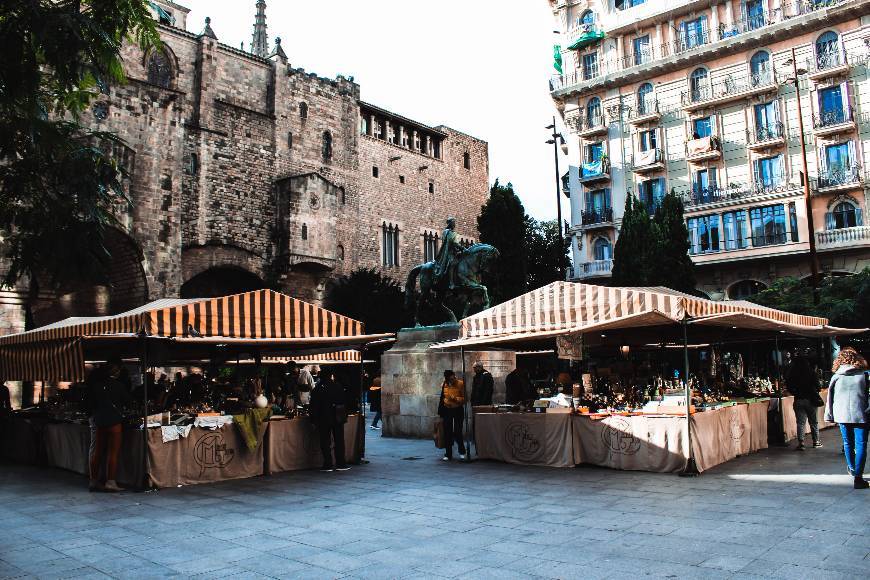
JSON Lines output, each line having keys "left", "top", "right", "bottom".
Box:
{"left": 434, "top": 217, "right": 462, "bottom": 289}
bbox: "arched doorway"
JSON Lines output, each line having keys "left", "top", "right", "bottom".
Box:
{"left": 181, "top": 267, "right": 265, "bottom": 298}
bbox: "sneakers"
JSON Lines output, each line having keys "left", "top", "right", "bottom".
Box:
{"left": 458, "top": 454, "right": 467, "bottom": 460}
{"left": 369, "top": 425, "right": 381, "bottom": 430}
{"left": 335, "top": 466, "right": 351, "bottom": 472}
{"left": 796, "top": 443, "right": 805, "bottom": 451}
{"left": 320, "top": 467, "right": 335, "bottom": 472}
{"left": 442, "top": 456, "right": 450, "bottom": 462}
{"left": 813, "top": 442, "right": 823, "bottom": 448}
{"left": 854, "top": 477, "right": 869, "bottom": 490}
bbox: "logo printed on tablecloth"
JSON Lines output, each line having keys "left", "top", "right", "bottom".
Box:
{"left": 505, "top": 422, "right": 542, "bottom": 461}
{"left": 601, "top": 417, "right": 641, "bottom": 455}
{"left": 193, "top": 432, "right": 235, "bottom": 475}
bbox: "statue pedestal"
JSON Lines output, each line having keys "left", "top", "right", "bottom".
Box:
{"left": 380, "top": 324, "right": 516, "bottom": 438}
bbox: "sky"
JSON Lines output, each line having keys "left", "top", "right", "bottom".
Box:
{"left": 177, "top": 0, "right": 569, "bottom": 221}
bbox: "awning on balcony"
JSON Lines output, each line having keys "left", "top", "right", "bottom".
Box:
{"left": 567, "top": 29, "right": 605, "bottom": 51}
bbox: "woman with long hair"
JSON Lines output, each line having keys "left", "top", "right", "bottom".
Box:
{"left": 825, "top": 347, "right": 870, "bottom": 489}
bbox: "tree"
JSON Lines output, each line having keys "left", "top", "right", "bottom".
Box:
{"left": 611, "top": 195, "right": 656, "bottom": 286}
{"left": 525, "top": 218, "right": 570, "bottom": 290}
{"left": 0, "top": 1, "right": 159, "bottom": 293}
{"left": 650, "top": 192, "right": 696, "bottom": 293}
{"left": 477, "top": 179, "right": 528, "bottom": 302}
{"left": 323, "top": 268, "right": 412, "bottom": 333}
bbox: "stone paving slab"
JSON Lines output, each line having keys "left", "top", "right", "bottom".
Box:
{"left": 1, "top": 419, "right": 868, "bottom": 579}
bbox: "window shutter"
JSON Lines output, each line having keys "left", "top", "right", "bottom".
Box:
{"left": 604, "top": 188, "right": 612, "bottom": 209}
{"left": 841, "top": 81, "right": 851, "bottom": 120}
{"left": 752, "top": 159, "right": 761, "bottom": 184}
{"left": 847, "top": 140, "right": 856, "bottom": 168}
{"left": 856, "top": 207, "right": 864, "bottom": 226}
{"left": 825, "top": 212, "right": 834, "bottom": 230}
{"left": 709, "top": 167, "right": 718, "bottom": 189}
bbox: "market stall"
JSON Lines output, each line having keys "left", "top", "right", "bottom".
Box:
{"left": 435, "top": 282, "right": 865, "bottom": 473}
{"left": 0, "top": 289, "right": 390, "bottom": 488}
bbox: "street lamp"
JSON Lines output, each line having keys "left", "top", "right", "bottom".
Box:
{"left": 546, "top": 117, "right": 568, "bottom": 280}
{"left": 781, "top": 48, "right": 821, "bottom": 304}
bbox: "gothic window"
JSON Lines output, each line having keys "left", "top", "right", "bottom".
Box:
{"left": 301, "top": 224, "right": 308, "bottom": 240}
{"left": 287, "top": 132, "right": 293, "bottom": 149}
{"left": 423, "top": 231, "right": 439, "bottom": 262}
{"left": 337, "top": 244, "right": 345, "bottom": 260}
{"left": 428, "top": 181, "right": 435, "bottom": 194}
{"left": 300, "top": 102, "right": 308, "bottom": 120}
{"left": 322, "top": 131, "right": 333, "bottom": 161}
{"left": 463, "top": 152, "right": 471, "bottom": 170}
{"left": 828, "top": 201, "right": 861, "bottom": 230}
{"left": 382, "top": 222, "right": 399, "bottom": 267}
{"left": 360, "top": 117, "right": 368, "bottom": 135}
{"left": 146, "top": 50, "right": 173, "bottom": 88}
{"left": 372, "top": 166, "right": 379, "bottom": 178}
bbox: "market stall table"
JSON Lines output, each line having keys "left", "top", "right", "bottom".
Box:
{"left": 264, "top": 414, "right": 362, "bottom": 474}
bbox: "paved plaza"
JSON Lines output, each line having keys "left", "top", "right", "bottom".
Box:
{"left": 0, "top": 422, "right": 868, "bottom": 580}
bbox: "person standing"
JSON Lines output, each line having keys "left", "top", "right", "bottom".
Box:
{"left": 0, "top": 379, "right": 11, "bottom": 414}
{"left": 438, "top": 370, "right": 466, "bottom": 461}
{"left": 786, "top": 356, "right": 823, "bottom": 450}
{"left": 309, "top": 368, "right": 350, "bottom": 472}
{"left": 86, "top": 361, "right": 131, "bottom": 492}
{"left": 470, "top": 361, "right": 494, "bottom": 406}
{"left": 286, "top": 361, "right": 316, "bottom": 405}
{"left": 505, "top": 368, "right": 533, "bottom": 405}
{"left": 369, "top": 376, "right": 382, "bottom": 430}
{"left": 825, "top": 347, "right": 869, "bottom": 489}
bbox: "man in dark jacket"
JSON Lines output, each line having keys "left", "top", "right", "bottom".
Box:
{"left": 505, "top": 368, "right": 533, "bottom": 404}
{"left": 470, "top": 361, "right": 494, "bottom": 406}
{"left": 309, "top": 368, "right": 350, "bottom": 472}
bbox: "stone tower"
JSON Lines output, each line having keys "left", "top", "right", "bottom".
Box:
{"left": 250, "top": 0, "right": 268, "bottom": 57}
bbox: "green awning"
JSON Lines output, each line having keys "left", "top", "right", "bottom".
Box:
{"left": 567, "top": 30, "right": 605, "bottom": 51}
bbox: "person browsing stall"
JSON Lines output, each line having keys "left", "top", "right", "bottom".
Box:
{"left": 786, "top": 356, "right": 823, "bottom": 450}
{"left": 438, "top": 370, "right": 467, "bottom": 461}
{"left": 309, "top": 367, "right": 350, "bottom": 472}
{"left": 85, "top": 361, "right": 131, "bottom": 492}
{"left": 470, "top": 361, "right": 494, "bottom": 406}
{"left": 286, "top": 361, "right": 316, "bottom": 405}
{"left": 368, "top": 376, "right": 382, "bottom": 430}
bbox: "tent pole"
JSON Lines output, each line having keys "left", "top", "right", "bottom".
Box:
{"left": 680, "top": 317, "right": 699, "bottom": 476}
{"left": 461, "top": 346, "right": 471, "bottom": 462}
{"left": 774, "top": 332, "right": 788, "bottom": 446}
{"left": 139, "top": 335, "right": 149, "bottom": 491}
{"left": 357, "top": 346, "right": 368, "bottom": 464}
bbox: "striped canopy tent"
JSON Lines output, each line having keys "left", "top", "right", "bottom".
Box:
{"left": 434, "top": 282, "right": 866, "bottom": 350}
{"left": 227, "top": 350, "right": 372, "bottom": 366}
{"left": 0, "top": 289, "right": 390, "bottom": 382}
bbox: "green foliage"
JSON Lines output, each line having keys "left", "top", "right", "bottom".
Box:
{"left": 0, "top": 0, "right": 160, "bottom": 288}
{"left": 611, "top": 195, "right": 656, "bottom": 286}
{"left": 477, "top": 179, "right": 529, "bottom": 302}
{"left": 526, "top": 218, "right": 569, "bottom": 291}
{"left": 323, "top": 268, "right": 412, "bottom": 333}
{"left": 651, "top": 192, "right": 696, "bottom": 293}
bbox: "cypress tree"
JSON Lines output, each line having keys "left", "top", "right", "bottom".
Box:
{"left": 611, "top": 195, "right": 656, "bottom": 286}
{"left": 477, "top": 179, "right": 529, "bottom": 302}
{"left": 651, "top": 192, "right": 696, "bottom": 293}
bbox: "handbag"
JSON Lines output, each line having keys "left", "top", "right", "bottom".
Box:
{"left": 433, "top": 417, "right": 446, "bottom": 449}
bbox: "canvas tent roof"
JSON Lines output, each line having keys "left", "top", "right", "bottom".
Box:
{"left": 432, "top": 282, "right": 865, "bottom": 349}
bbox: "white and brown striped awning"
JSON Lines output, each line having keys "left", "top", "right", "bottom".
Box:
{"left": 0, "top": 289, "right": 383, "bottom": 382}
{"left": 433, "top": 282, "right": 865, "bottom": 349}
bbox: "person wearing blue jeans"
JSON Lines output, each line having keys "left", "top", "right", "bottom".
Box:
{"left": 825, "top": 347, "right": 869, "bottom": 489}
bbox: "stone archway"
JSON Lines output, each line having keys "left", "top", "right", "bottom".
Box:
{"left": 180, "top": 266, "right": 265, "bottom": 298}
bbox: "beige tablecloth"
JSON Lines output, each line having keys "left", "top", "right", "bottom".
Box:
{"left": 475, "top": 413, "right": 575, "bottom": 467}
{"left": 572, "top": 414, "right": 687, "bottom": 473}
{"left": 780, "top": 390, "right": 835, "bottom": 442}
{"left": 43, "top": 422, "right": 144, "bottom": 488}
{"left": 264, "top": 415, "right": 362, "bottom": 474}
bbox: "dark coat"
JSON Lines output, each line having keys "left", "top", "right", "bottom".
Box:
{"left": 310, "top": 378, "right": 348, "bottom": 428}
{"left": 505, "top": 370, "right": 533, "bottom": 404}
{"left": 87, "top": 376, "right": 132, "bottom": 428}
{"left": 471, "top": 371, "right": 494, "bottom": 406}
{"left": 785, "top": 367, "right": 820, "bottom": 400}
{"left": 368, "top": 387, "right": 382, "bottom": 413}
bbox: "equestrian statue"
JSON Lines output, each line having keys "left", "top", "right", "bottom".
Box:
{"left": 404, "top": 217, "right": 500, "bottom": 326}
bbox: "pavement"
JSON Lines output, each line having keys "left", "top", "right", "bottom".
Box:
{"left": 0, "top": 417, "right": 868, "bottom": 580}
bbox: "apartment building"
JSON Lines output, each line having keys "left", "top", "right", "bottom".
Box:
{"left": 549, "top": 0, "right": 870, "bottom": 299}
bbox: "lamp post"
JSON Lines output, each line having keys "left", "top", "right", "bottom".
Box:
{"left": 783, "top": 48, "right": 821, "bottom": 304}
{"left": 546, "top": 117, "right": 567, "bottom": 280}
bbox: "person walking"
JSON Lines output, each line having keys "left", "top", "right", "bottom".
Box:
{"left": 86, "top": 361, "right": 131, "bottom": 492}
{"left": 470, "top": 361, "right": 494, "bottom": 407}
{"left": 438, "top": 370, "right": 466, "bottom": 461}
{"left": 310, "top": 368, "right": 350, "bottom": 472}
{"left": 786, "top": 356, "right": 823, "bottom": 450}
{"left": 825, "top": 347, "right": 869, "bottom": 489}
{"left": 368, "top": 376, "right": 382, "bottom": 430}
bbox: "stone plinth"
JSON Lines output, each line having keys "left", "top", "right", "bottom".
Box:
{"left": 380, "top": 324, "right": 516, "bottom": 438}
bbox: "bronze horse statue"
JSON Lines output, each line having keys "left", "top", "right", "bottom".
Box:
{"left": 404, "top": 243, "right": 500, "bottom": 326}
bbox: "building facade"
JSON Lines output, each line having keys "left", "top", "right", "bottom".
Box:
{"left": 550, "top": 0, "right": 870, "bottom": 300}
{"left": 0, "top": 1, "right": 489, "bottom": 342}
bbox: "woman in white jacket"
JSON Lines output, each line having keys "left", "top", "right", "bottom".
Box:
{"left": 825, "top": 347, "right": 870, "bottom": 489}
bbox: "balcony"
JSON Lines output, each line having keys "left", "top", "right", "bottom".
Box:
{"left": 632, "top": 148, "right": 664, "bottom": 174}
{"left": 577, "top": 114, "right": 608, "bottom": 139}
{"left": 816, "top": 165, "right": 863, "bottom": 193}
{"left": 682, "top": 70, "right": 779, "bottom": 111}
{"left": 578, "top": 158, "right": 610, "bottom": 184}
{"left": 812, "top": 106, "right": 855, "bottom": 137}
{"left": 574, "top": 259, "right": 612, "bottom": 280}
{"left": 717, "top": 11, "right": 773, "bottom": 40}
{"left": 566, "top": 24, "right": 605, "bottom": 51}
{"left": 685, "top": 136, "right": 721, "bottom": 163}
{"left": 747, "top": 122, "right": 786, "bottom": 151}
{"left": 628, "top": 98, "right": 660, "bottom": 125}
{"left": 816, "top": 226, "right": 870, "bottom": 250}
{"left": 580, "top": 207, "right": 613, "bottom": 227}
{"left": 807, "top": 50, "right": 851, "bottom": 81}
{"left": 683, "top": 178, "right": 799, "bottom": 210}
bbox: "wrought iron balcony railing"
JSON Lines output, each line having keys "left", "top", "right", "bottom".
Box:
{"left": 748, "top": 122, "right": 785, "bottom": 145}
{"left": 630, "top": 97, "right": 659, "bottom": 119}
{"left": 813, "top": 106, "right": 853, "bottom": 129}
{"left": 682, "top": 70, "right": 776, "bottom": 107}
{"left": 817, "top": 165, "right": 862, "bottom": 189}
{"left": 581, "top": 207, "right": 613, "bottom": 225}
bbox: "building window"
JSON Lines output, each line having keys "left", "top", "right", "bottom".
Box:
{"left": 187, "top": 153, "right": 198, "bottom": 175}
{"left": 463, "top": 152, "right": 471, "bottom": 170}
{"left": 582, "top": 52, "right": 598, "bottom": 81}
{"left": 300, "top": 102, "right": 308, "bottom": 120}
{"left": 381, "top": 222, "right": 399, "bottom": 267}
{"left": 753, "top": 154, "right": 784, "bottom": 191}
{"left": 638, "top": 128, "right": 657, "bottom": 152}
{"left": 680, "top": 16, "right": 708, "bottom": 51}
{"left": 749, "top": 204, "right": 787, "bottom": 246}
{"left": 146, "top": 50, "right": 173, "bottom": 88}
{"left": 373, "top": 119, "right": 383, "bottom": 139}
{"left": 301, "top": 224, "right": 308, "bottom": 240}
{"left": 322, "top": 131, "right": 333, "bottom": 161}
{"left": 816, "top": 31, "right": 841, "bottom": 70}
{"left": 692, "top": 116, "right": 712, "bottom": 139}
{"left": 584, "top": 188, "right": 611, "bottom": 224}
{"left": 749, "top": 51, "right": 771, "bottom": 85}
{"left": 692, "top": 167, "right": 717, "bottom": 202}
{"left": 586, "top": 97, "right": 602, "bottom": 128}
{"left": 399, "top": 175, "right": 405, "bottom": 184}
{"left": 746, "top": 0, "right": 766, "bottom": 30}
{"left": 687, "top": 215, "right": 720, "bottom": 254}
{"left": 822, "top": 141, "right": 856, "bottom": 187}
{"left": 789, "top": 202, "right": 799, "bottom": 242}
{"left": 287, "top": 132, "right": 293, "bottom": 149}
{"left": 592, "top": 237, "right": 612, "bottom": 261}
{"left": 753, "top": 101, "right": 780, "bottom": 141}
{"left": 729, "top": 280, "right": 766, "bottom": 300}
{"left": 337, "top": 244, "right": 345, "bottom": 260}
{"left": 632, "top": 35, "right": 650, "bottom": 65}
{"left": 372, "top": 166, "right": 379, "bottom": 178}
{"left": 818, "top": 84, "right": 847, "bottom": 126}
{"left": 428, "top": 181, "right": 435, "bottom": 194}
{"left": 637, "top": 83, "right": 653, "bottom": 114}
{"left": 722, "top": 210, "right": 748, "bottom": 250}
{"left": 689, "top": 68, "right": 709, "bottom": 102}
{"left": 616, "top": 0, "right": 646, "bottom": 9}
{"left": 423, "top": 231, "right": 439, "bottom": 263}
{"left": 360, "top": 117, "right": 368, "bottom": 135}
{"left": 827, "top": 202, "right": 862, "bottom": 230}
{"left": 638, "top": 178, "right": 665, "bottom": 214}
